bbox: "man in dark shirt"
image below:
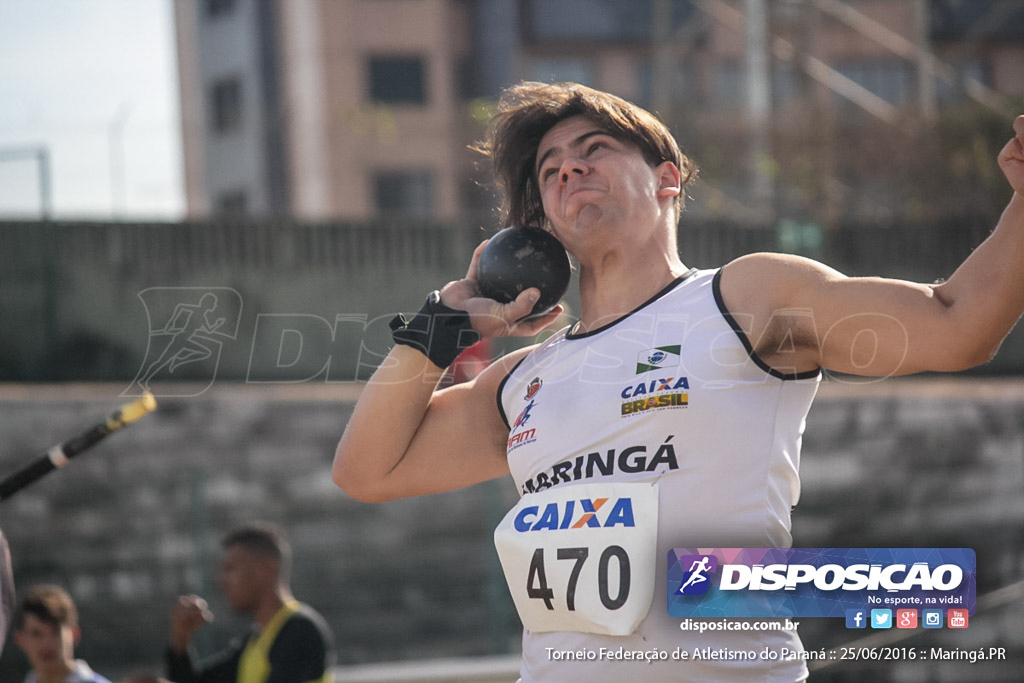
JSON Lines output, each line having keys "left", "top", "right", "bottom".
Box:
{"left": 165, "top": 522, "right": 335, "bottom": 683}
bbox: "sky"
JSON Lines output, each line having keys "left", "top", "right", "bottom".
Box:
{"left": 0, "top": 0, "right": 183, "bottom": 220}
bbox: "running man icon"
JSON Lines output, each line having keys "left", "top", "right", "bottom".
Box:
{"left": 138, "top": 293, "right": 225, "bottom": 389}
{"left": 127, "top": 287, "right": 242, "bottom": 397}
{"left": 678, "top": 556, "right": 713, "bottom": 594}
{"left": 675, "top": 557, "right": 716, "bottom": 598}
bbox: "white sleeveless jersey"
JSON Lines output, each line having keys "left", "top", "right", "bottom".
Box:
{"left": 497, "top": 269, "right": 820, "bottom": 682}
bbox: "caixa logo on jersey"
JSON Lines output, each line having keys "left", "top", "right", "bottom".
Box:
{"left": 667, "top": 548, "right": 976, "bottom": 619}
{"left": 513, "top": 496, "right": 635, "bottom": 532}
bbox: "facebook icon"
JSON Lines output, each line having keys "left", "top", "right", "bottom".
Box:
{"left": 845, "top": 609, "right": 866, "bottom": 629}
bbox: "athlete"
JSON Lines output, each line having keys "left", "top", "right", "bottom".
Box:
{"left": 333, "top": 81, "right": 1024, "bottom": 681}
{"left": 164, "top": 523, "right": 335, "bottom": 683}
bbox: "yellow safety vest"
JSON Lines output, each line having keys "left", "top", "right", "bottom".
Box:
{"left": 237, "top": 600, "right": 332, "bottom": 683}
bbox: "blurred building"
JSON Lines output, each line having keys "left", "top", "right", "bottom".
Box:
{"left": 175, "top": 0, "right": 477, "bottom": 220}
{"left": 173, "top": 0, "right": 1024, "bottom": 223}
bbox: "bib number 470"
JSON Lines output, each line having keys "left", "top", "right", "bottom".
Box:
{"left": 527, "top": 546, "right": 631, "bottom": 611}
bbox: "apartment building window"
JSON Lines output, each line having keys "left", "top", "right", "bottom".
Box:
{"left": 714, "top": 61, "right": 744, "bottom": 108}
{"left": 936, "top": 58, "right": 985, "bottom": 101}
{"left": 524, "top": 0, "right": 698, "bottom": 42}
{"left": 636, "top": 60, "right": 697, "bottom": 110}
{"left": 772, "top": 62, "right": 800, "bottom": 104}
{"left": 369, "top": 57, "right": 426, "bottom": 104}
{"left": 211, "top": 77, "right": 243, "bottom": 134}
{"left": 206, "top": 0, "right": 236, "bottom": 18}
{"left": 836, "top": 59, "right": 910, "bottom": 106}
{"left": 375, "top": 171, "right": 434, "bottom": 218}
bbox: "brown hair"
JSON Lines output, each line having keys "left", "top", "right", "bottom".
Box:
{"left": 17, "top": 584, "right": 78, "bottom": 629}
{"left": 475, "top": 81, "right": 697, "bottom": 229}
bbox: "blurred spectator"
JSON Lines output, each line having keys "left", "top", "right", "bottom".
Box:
{"left": 165, "top": 522, "right": 335, "bottom": 683}
{"left": 12, "top": 584, "right": 111, "bottom": 683}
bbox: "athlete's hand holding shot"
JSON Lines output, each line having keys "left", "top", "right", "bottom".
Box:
{"left": 333, "top": 82, "right": 1024, "bottom": 682}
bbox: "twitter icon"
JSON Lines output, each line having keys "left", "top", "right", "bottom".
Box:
{"left": 870, "top": 609, "right": 893, "bottom": 629}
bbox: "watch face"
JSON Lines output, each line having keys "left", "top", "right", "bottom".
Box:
{"left": 428, "top": 290, "right": 442, "bottom": 305}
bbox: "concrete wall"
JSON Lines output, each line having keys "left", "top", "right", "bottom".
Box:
{"left": 0, "top": 378, "right": 1021, "bottom": 681}
{"left": 3, "top": 215, "right": 1022, "bottom": 386}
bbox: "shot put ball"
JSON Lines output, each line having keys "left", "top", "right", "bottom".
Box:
{"left": 476, "top": 226, "right": 571, "bottom": 316}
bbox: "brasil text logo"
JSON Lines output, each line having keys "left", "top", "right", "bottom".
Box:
{"left": 620, "top": 376, "right": 689, "bottom": 417}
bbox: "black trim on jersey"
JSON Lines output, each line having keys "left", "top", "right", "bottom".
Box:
{"left": 497, "top": 268, "right": 705, "bottom": 428}
{"left": 496, "top": 355, "right": 531, "bottom": 431}
{"left": 712, "top": 268, "right": 820, "bottom": 381}
{"left": 564, "top": 268, "right": 699, "bottom": 340}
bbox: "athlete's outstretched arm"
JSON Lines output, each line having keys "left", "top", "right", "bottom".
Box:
{"left": 721, "top": 115, "right": 1024, "bottom": 378}
{"left": 333, "top": 243, "right": 563, "bottom": 503}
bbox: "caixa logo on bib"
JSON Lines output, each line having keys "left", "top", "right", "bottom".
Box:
{"left": 667, "top": 548, "right": 976, "bottom": 619}
{"left": 513, "top": 496, "right": 635, "bottom": 532}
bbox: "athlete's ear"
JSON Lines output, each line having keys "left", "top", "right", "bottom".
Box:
{"left": 655, "top": 161, "right": 681, "bottom": 199}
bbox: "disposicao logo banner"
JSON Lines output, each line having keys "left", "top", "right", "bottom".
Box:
{"left": 667, "top": 548, "right": 975, "bottom": 618}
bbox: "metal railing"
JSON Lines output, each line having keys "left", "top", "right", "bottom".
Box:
{"left": 0, "top": 214, "right": 996, "bottom": 278}
{"left": 0, "top": 214, "right": 1012, "bottom": 381}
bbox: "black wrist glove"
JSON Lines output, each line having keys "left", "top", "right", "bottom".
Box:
{"left": 389, "top": 290, "right": 482, "bottom": 368}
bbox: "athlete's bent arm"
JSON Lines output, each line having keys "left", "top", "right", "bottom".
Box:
{"left": 333, "top": 244, "right": 562, "bottom": 503}
{"left": 332, "top": 344, "right": 515, "bottom": 502}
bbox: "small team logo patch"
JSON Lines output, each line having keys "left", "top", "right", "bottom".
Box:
{"left": 636, "top": 345, "right": 680, "bottom": 374}
{"left": 525, "top": 377, "right": 543, "bottom": 400}
{"left": 513, "top": 400, "right": 535, "bottom": 430}
{"left": 508, "top": 391, "right": 539, "bottom": 453}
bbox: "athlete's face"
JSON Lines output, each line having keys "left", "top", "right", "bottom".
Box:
{"left": 535, "top": 116, "right": 680, "bottom": 247}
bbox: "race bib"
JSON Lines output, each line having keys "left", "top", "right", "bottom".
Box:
{"left": 493, "top": 482, "right": 658, "bottom": 635}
